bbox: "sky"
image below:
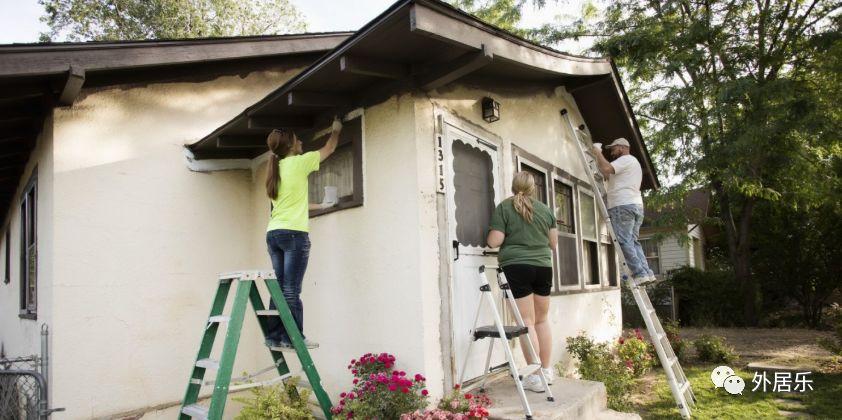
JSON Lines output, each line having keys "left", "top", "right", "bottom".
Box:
{"left": 0, "top": 0, "right": 592, "bottom": 54}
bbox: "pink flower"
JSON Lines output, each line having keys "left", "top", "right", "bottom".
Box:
{"left": 353, "top": 378, "right": 359, "bottom": 384}
{"left": 401, "top": 387, "right": 409, "bottom": 393}
{"left": 422, "top": 389, "right": 429, "bottom": 396}
{"left": 454, "top": 384, "right": 461, "bottom": 390}
{"left": 465, "top": 393, "right": 473, "bottom": 399}
{"left": 340, "top": 392, "right": 347, "bottom": 398}
{"left": 389, "top": 384, "right": 398, "bottom": 391}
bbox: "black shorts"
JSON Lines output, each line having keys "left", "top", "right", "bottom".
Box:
{"left": 501, "top": 264, "right": 553, "bottom": 299}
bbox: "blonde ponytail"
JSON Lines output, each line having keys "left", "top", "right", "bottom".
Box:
{"left": 511, "top": 171, "right": 536, "bottom": 223}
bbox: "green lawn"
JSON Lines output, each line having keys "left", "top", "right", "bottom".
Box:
{"left": 634, "top": 366, "right": 842, "bottom": 419}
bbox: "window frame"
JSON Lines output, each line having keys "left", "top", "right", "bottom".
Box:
{"left": 302, "top": 113, "right": 365, "bottom": 218}
{"left": 578, "top": 187, "right": 603, "bottom": 289}
{"left": 515, "top": 156, "right": 550, "bottom": 205}
{"left": 639, "top": 236, "right": 662, "bottom": 275}
{"left": 3, "top": 227, "right": 9, "bottom": 284}
{"left": 510, "top": 144, "right": 619, "bottom": 295}
{"left": 19, "top": 170, "right": 37, "bottom": 320}
{"left": 551, "top": 174, "right": 582, "bottom": 292}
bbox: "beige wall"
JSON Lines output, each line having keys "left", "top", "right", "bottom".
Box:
{"left": 49, "top": 68, "right": 304, "bottom": 418}
{"left": 246, "top": 93, "right": 447, "bottom": 399}
{"left": 0, "top": 115, "right": 54, "bottom": 360}
{"left": 418, "top": 81, "right": 623, "bottom": 375}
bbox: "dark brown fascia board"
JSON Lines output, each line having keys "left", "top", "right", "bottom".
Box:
{"left": 410, "top": 0, "right": 611, "bottom": 76}
{"left": 0, "top": 33, "right": 352, "bottom": 79}
{"left": 287, "top": 91, "right": 352, "bottom": 108}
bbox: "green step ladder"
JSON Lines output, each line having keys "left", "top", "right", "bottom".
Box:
{"left": 179, "top": 270, "right": 332, "bottom": 419}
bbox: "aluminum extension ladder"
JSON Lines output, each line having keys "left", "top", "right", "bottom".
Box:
{"left": 458, "top": 265, "right": 553, "bottom": 420}
{"left": 561, "top": 109, "right": 696, "bottom": 418}
{"left": 179, "top": 270, "right": 332, "bottom": 419}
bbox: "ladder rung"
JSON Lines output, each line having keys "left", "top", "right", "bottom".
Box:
{"left": 196, "top": 358, "right": 220, "bottom": 370}
{"left": 679, "top": 381, "right": 691, "bottom": 393}
{"left": 473, "top": 325, "right": 528, "bottom": 340}
{"left": 181, "top": 403, "right": 209, "bottom": 419}
{"left": 207, "top": 315, "right": 230, "bottom": 323}
{"left": 189, "top": 378, "right": 202, "bottom": 385}
{"left": 255, "top": 310, "right": 279, "bottom": 316}
{"left": 518, "top": 363, "right": 542, "bottom": 379}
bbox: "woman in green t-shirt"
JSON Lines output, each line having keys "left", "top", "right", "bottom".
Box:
{"left": 262, "top": 117, "right": 342, "bottom": 349}
{"left": 487, "top": 171, "right": 558, "bottom": 392}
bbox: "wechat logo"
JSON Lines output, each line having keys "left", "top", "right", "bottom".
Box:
{"left": 711, "top": 365, "right": 745, "bottom": 395}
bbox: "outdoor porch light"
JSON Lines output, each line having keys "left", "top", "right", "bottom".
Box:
{"left": 482, "top": 97, "right": 500, "bottom": 123}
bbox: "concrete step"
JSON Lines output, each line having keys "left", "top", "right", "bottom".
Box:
{"left": 482, "top": 376, "right": 640, "bottom": 419}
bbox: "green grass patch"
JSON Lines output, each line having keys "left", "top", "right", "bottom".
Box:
{"left": 635, "top": 366, "right": 842, "bottom": 419}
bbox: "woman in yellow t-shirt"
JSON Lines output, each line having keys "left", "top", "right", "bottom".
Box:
{"left": 263, "top": 117, "right": 342, "bottom": 349}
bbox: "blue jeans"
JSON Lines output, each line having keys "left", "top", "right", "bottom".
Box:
{"left": 265, "top": 229, "right": 311, "bottom": 343}
{"left": 607, "top": 204, "right": 654, "bottom": 278}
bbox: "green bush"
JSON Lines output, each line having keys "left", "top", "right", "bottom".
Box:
{"left": 234, "top": 377, "right": 314, "bottom": 420}
{"left": 693, "top": 334, "right": 738, "bottom": 363}
{"left": 668, "top": 267, "right": 744, "bottom": 327}
{"left": 566, "top": 335, "right": 635, "bottom": 411}
{"left": 818, "top": 303, "right": 842, "bottom": 355}
{"left": 617, "top": 329, "right": 655, "bottom": 377}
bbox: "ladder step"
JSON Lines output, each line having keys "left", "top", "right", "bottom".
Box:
{"left": 189, "top": 378, "right": 202, "bottom": 385}
{"left": 196, "top": 358, "right": 220, "bottom": 370}
{"left": 255, "top": 310, "right": 279, "bottom": 316}
{"left": 518, "top": 364, "right": 542, "bottom": 379}
{"left": 207, "top": 315, "right": 230, "bottom": 323}
{"left": 473, "top": 325, "right": 528, "bottom": 340}
{"left": 181, "top": 403, "right": 209, "bottom": 419}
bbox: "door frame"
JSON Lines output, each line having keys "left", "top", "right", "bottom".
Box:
{"left": 434, "top": 108, "right": 507, "bottom": 384}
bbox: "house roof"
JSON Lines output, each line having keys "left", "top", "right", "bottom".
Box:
{"left": 186, "top": 0, "right": 660, "bottom": 192}
{"left": 0, "top": 32, "right": 351, "bottom": 224}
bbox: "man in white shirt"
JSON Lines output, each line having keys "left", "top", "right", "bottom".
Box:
{"left": 591, "top": 138, "right": 656, "bottom": 286}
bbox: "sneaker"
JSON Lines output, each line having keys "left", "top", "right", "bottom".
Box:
{"left": 632, "top": 275, "right": 656, "bottom": 287}
{"left": 265, "top": 338, "right": 292, "bottom": 349}
{"left": 541, "top": 367, "right": 555, "bottom": 385}
{"left": 521, "top": 374, "right": 545, "bottom": 393}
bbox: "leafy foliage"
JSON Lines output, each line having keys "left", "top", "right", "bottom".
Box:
{"left": 401, "top": 384, "right": 492, "bottom": 419}
{"left": 617, "top": 329, "right": 655, "bottom": 377}
{"left": 39, "top": 0, "right": 307, "bottom": 41}
{"left": 233, "top": 377, "right": 314, "bottom": 420}
{"left": 693, "top": 334, "right": 738, "bottom": 364}
{"left": 566, "top": 334, "right": 635, "bottom": 411}
{"left": 668, "top": 266, "right": 743, "bottom": 327}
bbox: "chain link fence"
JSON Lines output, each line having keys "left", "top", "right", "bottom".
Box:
{"left": 0, "top": 356, "right": 46, "bottom": 420}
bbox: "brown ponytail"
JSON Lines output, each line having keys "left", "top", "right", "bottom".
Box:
{"left": 265, "top": 129, "right": 295, "bottom": 200}
{"left": 511, "top": 171, "right": 536, "bottom": 223}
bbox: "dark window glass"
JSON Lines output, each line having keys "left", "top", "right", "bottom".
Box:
{"left": 520, "top": 164, "right": 547, "bottom": 204}
{"left": 453, "top": 140, "right": 495, "bottom": 247}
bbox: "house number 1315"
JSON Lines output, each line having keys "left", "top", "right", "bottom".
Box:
{"left": 436, "top": 135, "right": 445, "bottom": 193}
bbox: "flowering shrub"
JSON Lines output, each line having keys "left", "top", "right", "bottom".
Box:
{"left": 331, "top": 353, "right": 428, "bottom": 419}
{"left": 663, "top": 319, "right": 688, "bottom": 361}
{"left": 617, "top": 329, "right": 655, "bottom": 377}
{"left": 234, "top": 376, "right": 313, "bottom": 420}
{"left": 401, "top": 384, "right": 492, "bottom": 420}
{"left": 566, "top": 334, "right": 634, "bottom": 411}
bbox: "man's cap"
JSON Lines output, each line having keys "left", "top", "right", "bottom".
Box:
{"left": 605, "top": 138, "right": 630, "bottom": 148}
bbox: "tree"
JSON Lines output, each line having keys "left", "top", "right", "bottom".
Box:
{"left": 500, "top": 0, "right": 840, "bottom": 325}
{"left": 39, "top": 0, "right": 307, "bottom": 42}
{"left": 450, "top": 0, "right": 547, "bottom": 36}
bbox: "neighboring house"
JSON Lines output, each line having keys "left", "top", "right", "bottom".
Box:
{"left": 639, "top": 190, "right": 712, "bottom": 276}
{"left": 0, "top": 0, "right": 661, "bottom": 417}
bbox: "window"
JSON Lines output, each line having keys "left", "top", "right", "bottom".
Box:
{"left": 554, "top": 180, "right": 578, "bottom": 287}
{"left": 3, "top": 228, "right": 9, "bottom": 284}
{"left": 519, "top": 162, "right": 548, "bottom": 204}
{"left": 579, "top": 190, "right": 600, "bottom": 286}
{"left": 303, "top": 115, "right": 364, "bottom": 217}
{"left": 20, "top": 173, "right": 37, "bottom": 318}
{"left": 640, "top": 238, "right": 660, "bottom": 275}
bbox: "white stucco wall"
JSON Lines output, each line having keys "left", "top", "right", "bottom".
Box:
{"left": 417, "top": 82, "right": 623, "bottom": 376}
{"left": 0, "top": 115, "right": 54, "bottom": 360}
{"left": 245, "top": 93, "right": 447, "bottom": 400}
{"left": 49, "top": 68, "right": 306, "bottom": 418}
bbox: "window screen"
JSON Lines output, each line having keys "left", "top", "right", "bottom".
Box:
{"left": 557, "top": 237, "right": 579, "bottom": 286}
{"left": 582, "top": 241, "right": 599, "bottom": 285}
{"left": 309, "top": 146, "right": 354, "bottom": 203}
{"left": 452, "top": 140, "right": 495, "bottom": 247}
{"left": 554, "top": 181, "right": 574, "bottom": 234}
{"left": 579, "top": 191, "right": 597, "bottom": 240}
